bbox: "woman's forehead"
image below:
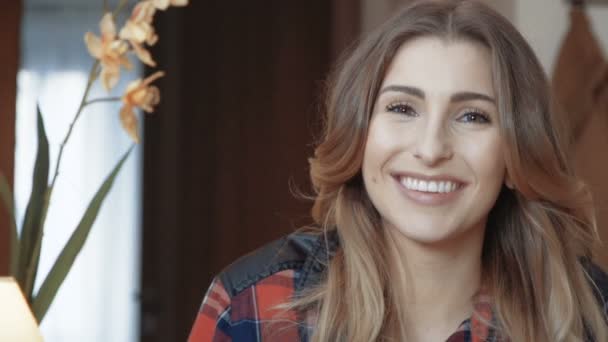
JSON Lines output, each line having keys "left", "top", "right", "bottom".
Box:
{"left": 380, "top": 36, "right": 496, "bottom": 100}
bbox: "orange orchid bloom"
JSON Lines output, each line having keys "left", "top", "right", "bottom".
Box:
{"left": 84, "top": 13, "right": 132, "bottom": 91}
{"left": 119, "top": 1, "right": 158, "bottom": 67}
{"left": 153, "top": 0, "right": 189, "bottom": 10}
{"left": 120, "top": 71, "right": 165, "bottom": 143}
{"left": 85, "top": 13, "right": 132, "bottom": 91}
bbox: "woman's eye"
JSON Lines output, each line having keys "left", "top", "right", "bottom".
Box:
{"left": 386, "top": 103, "right": 417, "bottom": 116}
{"left": 458, "top": 111, "right": 490, "bottom": 124}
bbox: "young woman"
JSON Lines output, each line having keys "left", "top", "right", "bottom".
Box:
{"left": 189, "top": 1, "right": 608, "bottom": 341}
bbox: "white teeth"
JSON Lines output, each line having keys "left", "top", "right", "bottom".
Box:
{"left": 400, "top": 177, "right": 460, "bottom": 193}
{"left": 419, "top": 180, "right": 428, "bottom": 192}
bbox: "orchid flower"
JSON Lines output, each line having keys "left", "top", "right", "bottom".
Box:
{"left": 119, "top": 1, "right": 158, "bottom": 67}
{"left": 120, "top": 71, "right": 165, "bottom": 143}
{"left": 84, "top": 13, "right": 132, "bottom": 91}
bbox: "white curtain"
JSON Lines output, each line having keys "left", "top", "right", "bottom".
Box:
{"left": 16, "top": 3, "right": 141, "bottom": 341}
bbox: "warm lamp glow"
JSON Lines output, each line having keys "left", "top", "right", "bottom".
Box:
{"left": 0, "top": 277, "right": 43, "bottom": 341}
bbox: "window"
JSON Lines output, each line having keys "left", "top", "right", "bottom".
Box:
{"left": 16, "top": 1, "right": 141, "bottom": 341}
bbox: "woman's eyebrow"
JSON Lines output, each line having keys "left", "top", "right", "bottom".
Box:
{"left": 451, "top": 91, "right": 495, "bottom": 104}
{"left": 379, "top": 85, "right": 424, "bottom": 99}
{"left": 379, "top": 85, "right": 496, "bottom": 104}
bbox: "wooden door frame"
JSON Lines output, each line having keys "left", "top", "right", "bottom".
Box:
{"left": 0, "top": 2, "right": 22, "bottom": 276}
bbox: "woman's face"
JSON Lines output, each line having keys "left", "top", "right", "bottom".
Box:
{"left": 362, "top": 36, "right": 506, "bottom": 246}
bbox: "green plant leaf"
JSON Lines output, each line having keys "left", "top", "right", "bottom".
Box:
{"left": 19, "top": 106, "right": 49, "bottom": 294}
{"left": 0, "top": 173, "right": 19, "bottom": 276}
{"left": 32, "top": 146, "right": 134, "bottom": 322}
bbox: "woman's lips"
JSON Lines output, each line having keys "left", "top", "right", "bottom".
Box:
{"left": 392, "top": 174, "right": 466, "bottom": 206}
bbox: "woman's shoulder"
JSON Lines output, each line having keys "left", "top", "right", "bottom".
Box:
{"left": 217, "top": 229, "right": 337, "bottom": 299}
{"left": 188, "top": 230, "right": 336, "bottom": 342}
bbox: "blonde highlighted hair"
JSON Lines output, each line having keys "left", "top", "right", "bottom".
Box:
{"left": 290, "top": 0, "right": 608, "bottom": 341}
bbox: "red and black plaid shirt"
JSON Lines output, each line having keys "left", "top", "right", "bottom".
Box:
{"left": 188, "top": 232, "right": 505, "bottom": 341}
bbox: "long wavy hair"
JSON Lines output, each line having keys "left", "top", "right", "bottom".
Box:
{"left": 291, "top": 0, "right": 608, "bottom": 341}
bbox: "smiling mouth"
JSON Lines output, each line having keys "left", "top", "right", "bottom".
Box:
{"left": 397, "top": 176, "right": 463, "bottom": 193}
{"left": 393, "top": 174, "right": 465, "bottom": 194}
{"left": 392, "top": 175, "right": 466, "bottom": 206}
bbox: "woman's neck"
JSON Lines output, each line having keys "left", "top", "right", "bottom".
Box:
{"left": 386, "top": 223, "right": 486, "bottom": 340}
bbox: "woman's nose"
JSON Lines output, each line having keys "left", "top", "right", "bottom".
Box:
{"left": 412, "top": 119, "right": 453, "bottom": 166}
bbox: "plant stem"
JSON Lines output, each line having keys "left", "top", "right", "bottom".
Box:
{"left": 24, "top": 0, "right": 131, "bottom": 300}
{"left": 84, "top": 97, "right": 122, "bottom": 106}
{"left": 49, "top": 61, "right": 101, "bottom": 191}
{"left": 23, "top": 61, "right": 101, "bottom": 299}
